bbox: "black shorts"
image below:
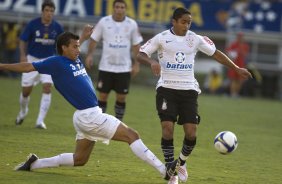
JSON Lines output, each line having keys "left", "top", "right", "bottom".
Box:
{"left": 156, "top": 87, "right": 200, "bottom": 125}
{"left": 97, "top": 71, "right": 131, "bottom": 94}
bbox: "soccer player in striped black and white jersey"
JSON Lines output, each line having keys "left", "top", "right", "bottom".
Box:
{"left": 85, "top": 0, "right": 143, "bottom": 121}
{"left": 137, "top": 7, "right": 252, "bottom": 184}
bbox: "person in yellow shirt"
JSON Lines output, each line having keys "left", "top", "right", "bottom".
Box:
{"left": 2, "top": 22, "right": 20, "bottom": 77}
{"left": 203, "top": 69, "right": 223, "bottom": 94}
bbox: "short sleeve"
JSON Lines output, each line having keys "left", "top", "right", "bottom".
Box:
{"left": 57, "top": 22, "right": 64, "bottom": 35}
{"left": 131, "top": 21, "right": 143, "bottom": 45}
{"left": 91, "top": 19, "right": 103, "bottom": 42}
{"left": 32, "top": 56, "right": 58, "bottom": 76}
{"left": 139, "top": 34, "right": 160, "bottom": 57}
{"left": 20, "top": 21, "right": 32, "bottom": 42}
{"left": 198, "top": 35, "right": 216, "bottom": 56}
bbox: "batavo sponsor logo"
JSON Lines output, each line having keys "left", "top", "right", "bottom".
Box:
{"left": 166, "top": 62, "right": 193, "bottom": 70}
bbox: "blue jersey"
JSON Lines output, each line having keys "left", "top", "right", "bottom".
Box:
{"left": 32, "top": 56, "right": 98, "bottom": 110}
{"left": 20, "top": 17, "right": 64, "bottom": 58}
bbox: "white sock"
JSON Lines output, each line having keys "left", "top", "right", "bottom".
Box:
{"left": 130, "top": 139, "right": 166, "bottom": 176}
{"left": 179, "top": 153, "right": 188, "bottom": 162}
{"left": 36, "top": 93, "right": 51, "bottom": 124}
{"left": 31, "top": 153, "right": 74, "bottom": 170}
{"left": 19, "top": 93, "right": 29, "bottom": 114}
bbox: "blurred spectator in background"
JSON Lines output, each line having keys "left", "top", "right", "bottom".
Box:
{"left": 0, "top": 21, "right": 4, "bottom": 76}
{"left": 2, "top": 22, "right": 20, "bottom": 78}
{"left": 226, "top": 32, "right": 250, "bottom": 98}
{"left": 203, "top": 69, "right": 223, "bottom": 95}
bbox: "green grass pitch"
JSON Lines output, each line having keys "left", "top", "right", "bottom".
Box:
{"left": 0, "top": 77, "right": 282, "bottom": 184}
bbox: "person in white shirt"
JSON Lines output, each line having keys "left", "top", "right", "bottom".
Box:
{"left": 85, "top": 0, "right": 143, "bottom": 121}
{"left": 137, "top": 7, "right": 252, "bottom": 184}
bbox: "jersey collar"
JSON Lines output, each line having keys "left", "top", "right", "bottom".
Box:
{"left": 170, "top": 27, "right": 176, "bottom": 35}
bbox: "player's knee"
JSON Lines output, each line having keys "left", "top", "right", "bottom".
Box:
{"left": 73, "top": 155, "right": 88, "bottom": 166}
{"left": 42, "top": 83, "right": 52, "bottom": 93}
{"left": 126, "top": 127, "right": 139, "bottom": 144}
{"left": 162, "top": 128, "right": 174, "bottom": 140}
{"left": 185, "top": 134, "right": 197, "bottom": 142}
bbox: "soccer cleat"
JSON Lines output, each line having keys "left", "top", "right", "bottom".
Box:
{"left": 168, "top": 175, "right": 179, "bottom": 184}
{"left": 178, "top": 163, "right": 188, "bottom": 182}
{"left": 35, "top": 122, "right": 47, "bottom": 129}
{"left": 164, "top": 159, "right": 180, "bottom": 180}
{"left": 15, "top": 110, "right": 28, "bottom": 125}
{"left": 15, "top": 154, "right": 38, "bottom": 171}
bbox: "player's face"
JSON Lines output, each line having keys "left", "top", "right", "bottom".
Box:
{"left": 113, "top": 2, "right": 126, "bottom": 21}
{"left": 42, "top": 6, "right": 55, "bottom": 23}
{"left": 63, "top": 39, "right": 80, "bottom": 61}
{"left": 172, "top": 14, "right": 192, "bottom": 36}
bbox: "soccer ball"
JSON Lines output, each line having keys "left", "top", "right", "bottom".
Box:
{"left": 214, "top": 131, "right": 238, "bottom": 154}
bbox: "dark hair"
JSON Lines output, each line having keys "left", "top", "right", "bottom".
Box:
{"left": 42, "top": 0, "right": 56, "bottom": 11}
{"left": 172, "top": 7, "right": 191, "bottom": 21}
{"left": 113, "top": 0, "right": 127, "bottom": 7}
{"left": 56, "top": 32, "right": 79, "bottom": 55}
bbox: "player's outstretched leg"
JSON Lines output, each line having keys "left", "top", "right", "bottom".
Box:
{"left": 15, "top": 153, "right": 75, "bottom": 171}
{"left": 111, "top": 122, "right": 166, "bottom": 177}
{"left": 14, "top": 154, "right": 38, "bottom": 171}
{"left": 130, "top": 138, "right": 166, "bottom": 177}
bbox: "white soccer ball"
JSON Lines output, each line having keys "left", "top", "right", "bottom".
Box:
{"left": 214, "top": 131, "right": 238, "bottom": 154}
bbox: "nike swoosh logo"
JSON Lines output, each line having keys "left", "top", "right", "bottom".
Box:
{"left": 166, "top": 40, "right": 173, "bottom": 43}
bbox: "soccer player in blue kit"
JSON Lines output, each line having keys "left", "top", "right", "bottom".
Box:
{"left": 16, "top": 0, "right": 64, "bottom": 129}
{"left": 0, "top": 25, "right": 179, "bottom": 181}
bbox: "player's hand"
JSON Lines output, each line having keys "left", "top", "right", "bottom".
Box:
{"left": 236, "top": 67, "right": 252, "bottom": 79}
{"left": 151, "top": 60, "right": 161, "bottom": 76}
{"left": 80, "top": 24, "right": 94, "bottom": 42}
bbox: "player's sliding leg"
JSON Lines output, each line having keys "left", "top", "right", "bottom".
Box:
{"left": 15, "top": 139, "right": 95, "bottom": 170}
{"left": 111, "top": 122, "right": 167, "bottom": 177}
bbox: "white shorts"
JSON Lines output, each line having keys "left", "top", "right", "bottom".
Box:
{"left": 21, "top": 55, "right": 53, "bottom": 87}
{"left": 73, "top": 106, "right": 121, "bottom": 144}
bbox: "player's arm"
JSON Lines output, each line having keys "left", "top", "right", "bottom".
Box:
{"left": 0, "top": 62, "right": 35, "bottom": 73}
{"left": 131, "top": 44, "right": 141, "bottom": 77}
{"left": 85, "top": 39, "right": 97, "bottom": 69}
{"left": 212, "top": 49, "right": 252, "bottom": 79}
{"left": 137, "top": 52, "right": 160, "bottom": 76}
{"left": 19, "top": 40, "right": 28, "bottom": 63}
{"left": 79, "top": 24, "right": 94, "bottom": 45}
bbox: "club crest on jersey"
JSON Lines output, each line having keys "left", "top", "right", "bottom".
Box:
{"left": 161, "top": 98, "right": 167, "bottom": 110}
{"left": 186, "top": 36, "right": 194, "bottom": 48}
{"left": 36, "top": 30, "right": 40, "bottom": 37}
